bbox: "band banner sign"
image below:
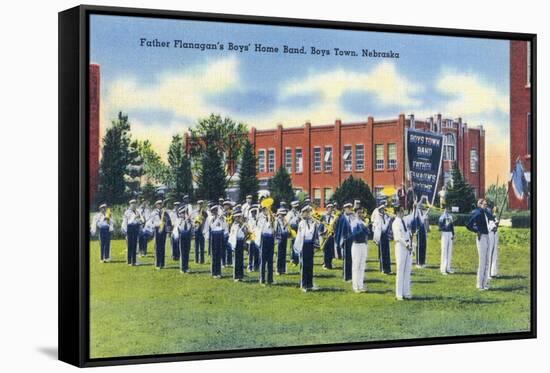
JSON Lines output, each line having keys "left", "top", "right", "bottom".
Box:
{"left": 405, "top": 128, "right": 444, "bottom": 205}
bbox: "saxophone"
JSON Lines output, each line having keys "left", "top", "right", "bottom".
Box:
{"left": 159, "top": 209, "right": 166, "bottom": 232}
{"left": 105, "top": 208, "right": 112, "bottom": 224}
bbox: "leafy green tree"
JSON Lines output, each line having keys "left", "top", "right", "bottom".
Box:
{"left": 268, "top": 166, "right": 295, "bottom": 212}
{"left": 196, "top": 141, "right": 227, "bottom": 202}
{"left": 445, "top": 163, "right": 476, "bottom": 213}
{"left": 238, "top": 140, "right": 259, "bottom": 203}
{"left": 96, "top": 112, "right": 132, "bottom": 205}
{"left": 485, "top": 183, "right": 508, "bottom": 212}
{"left": 189, "top": 114, "right": 248, "bottom": 180}
{"left": 140, "top": 181, "right": 157, "bottom": 205}
{"left": 167, "top": 134, "right": 194, "bottom": 202}
{"left": 138, "top": 140, "right": 170, "bottom": 185}
{"left": 332, "top": 175, "right": 376, "bottom": 213}
{"left": 126, "top": 140, "right": 144, "bottom": 198}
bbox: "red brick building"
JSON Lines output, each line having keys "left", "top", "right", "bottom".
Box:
{"left": 89, "top": 64, "right": 100, "bottom": 203}
{"left": 509, "top": 40, "right": 532, "bottom": 210}
{"left": 249, "top": 114, "right": 485, "bottom": 207}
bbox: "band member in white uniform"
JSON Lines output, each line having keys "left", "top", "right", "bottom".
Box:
{"left": 350, "top": 207, "right": 370, "bottom": 293}
{"left": 293, "top": 205, "right": 320, "bottom": 292}
{"left": 393, "top": 206, "right": 413, "bottom": 300}
{"left": 321, "top": 203, "right": 336, "bottom": 270}
{"left": 91, "top": 203, "right": 114, "bottom": 262}
{"left": 122, "top": 199, "right": 143, "bottom": 266}
{"left": 242, "top": 195, "right": 253, "bottom": 219}
{"left": 137, "top": 199, "right": 152, "bottom": 256}
{"left": 438, "top": 207, "right": 455, "bottom": 275}
{"left": 151, "top": 200, "right": 172, "bottom": 269}
{"left": 170, "top": 201, "right": 181, "bottom": 260}
{"left": 286, "top": 201, "right": 301, "bottom": 266}
{"left": 229, "top": 208, "right": 247, "bottom": 281}
{"left": 487, "top": 205, "right": 500, "bottom": 279}
{"left": 257, "top": 205, "right": 275, "bottom": 285}
{"left": 466, "top": 199, "right": 491, "bottom": 290}
{"left": 209, "top": 205, "right": 228, "bottom": 278}
{"left": 247, "top": 205, "right": 260, "bottom": 272}
{"left": 177, "top": 207, "right": 193, "bottom": 273}
{"left": 275, "top": 208, "right": 290, "bottom": 275}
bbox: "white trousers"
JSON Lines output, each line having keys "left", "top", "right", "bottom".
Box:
{"left": 440, "top": 232, "right": 453, "bottom": 273}
{"left": 351, "top": 242, "right": 368, "bottom": 291}
{"left": 488, "top": 231, "right": 499, "bottom": 277}
{"left": 395, "top": 242, "right": 412, "bottom": 298}
{"left": 476, "top": 234, "right": 491, "bottom": 289}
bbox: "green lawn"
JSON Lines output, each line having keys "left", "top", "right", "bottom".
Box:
{"left": 89, "top": 227, "right": 531, "bottom": 358}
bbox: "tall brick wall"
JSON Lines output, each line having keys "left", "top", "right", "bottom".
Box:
{"left": 89, "top": 64, "right": 100, "bottom": 203}
{"left": 509, "top": 40, "right": 532, "bottom": 210}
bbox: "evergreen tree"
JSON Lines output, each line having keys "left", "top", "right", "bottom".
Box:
{"left": 197, "top": 142, "right": 227, "bottom": 202}
{"left": 238, "top": 140, "right": 259, "bottom": 203}
{"left": 445, "top": 163, "right": 476, "bottom": 213}
{"left": 140, "top": 181, "right": 158, "bottom": 205}
{"left": 167, "top": 134, "right": 194, "bottom": 201}
{"left": 126, "top": 140, "right": 144, "bottom": 198}
{"left": 332, "top": 175, "right": 376, "bottom": 213}
{"left": 96, "top": 112, "right": 132, "bottom": 205}
{"left": 268, "top": 166, "right": 294, "bottom": 211}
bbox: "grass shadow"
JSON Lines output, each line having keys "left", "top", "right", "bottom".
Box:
{"left": 314, "top": 273, "right": 338, "bottom": 278}
{"left": 490, "top": 285, "right": 528, "bottom": 292}
{"left": 314, "top": 287, "right": 346, "bottom": 293}
{"left": 365, "top": 289, "right": 393, "bottom": 295}
{"left": 494, "top": 274, "right": 527, "bottom": 280}
{"left": 273, "top": 281, "right": 299, "bottom": 288}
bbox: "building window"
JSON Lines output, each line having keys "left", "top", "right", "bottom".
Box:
{"left": 313, "top": 188, "right": 321, "bottom": 207}
{"left": 295, "top": 148, "right": 303, "bottom": 173}
{"left": 284, "top": 148, "right": 292, "bottom": 174}
{"left": 443, "top": 133, "right": 456, "bottom": 161}
{"left": 313, "top": 147, "right": 322, "bottom": 172}
{"left": 375, "top": 144, "right": 384, "bottom": 170}
{"left": 470, "top": 149, "right": 479, "bottom": 173}
{"left": 355, "top": 144, "right": 365, "bottom": 171}
{"left": 268, "top": 149, "right": 275, "bottom": 172}
{"left": 258, "top": 149, "right": 266, "bottom": 173}
{"left": 324, "top": 146, "right": 333, "bottom": 172}
{"left": 388, "top": 143, "right": 397, "bottom": 169}
{"left": 527, "top": 41, "right": 531, "bottom": 87}
{"left": 527, "top": 113, "right": 532, "bottom": 155}
{"left": 324, "top": 188, "right": 333, "bottom": 205}
{"left": 343, "top": 145, "right": 352, "bottom": 171}
{"left": 374, "top": 186, "right": 384, "bottom": 197}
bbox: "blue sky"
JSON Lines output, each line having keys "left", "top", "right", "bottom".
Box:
{"left": 90, "top": 14, "right": 511, "bottom": 185}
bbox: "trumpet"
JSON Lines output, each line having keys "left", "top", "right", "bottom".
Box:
{"left": 105, "top": 207, "right": 112, "bottom": 224}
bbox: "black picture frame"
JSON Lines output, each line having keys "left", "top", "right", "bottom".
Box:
{"left": 58, "top": 4, "right": 537, "bottom": 367}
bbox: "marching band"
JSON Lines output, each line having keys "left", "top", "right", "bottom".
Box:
{"left": 90, "top": 192, "right": 506, "bottom": 297}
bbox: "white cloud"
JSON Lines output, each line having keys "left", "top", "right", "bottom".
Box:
{"left": 436, "top": 70, "right": 509, "bottom": 116}
{"left": 281, "top": 61, "right": 424, "bottom": 108}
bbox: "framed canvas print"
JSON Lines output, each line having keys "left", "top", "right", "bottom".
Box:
{"left": 58, "top": 4, "right": 537, "bottom": 367}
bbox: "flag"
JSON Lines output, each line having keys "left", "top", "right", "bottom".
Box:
{"left": 511, "top": 159, "right": 529, "bottom": 200}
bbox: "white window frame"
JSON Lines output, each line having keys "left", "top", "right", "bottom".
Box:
{"left": 313, "top": 188, "right": 322, "bottom": 206}
{"left": 388, "top": 143, "right": 397, "bottom": 170}
{"left": 375, "top": 144, "right": 384, "bottom": 170}
{"left": 295, "top": 148, "right": 303, "bottom": 173}
{"left": 313, "top": 146, "right": 322, "bottom": 172}
{"left": 324, "top": 188, "right": 333, "bottom": 206}
{"left": 355, "top": 144, "right": 365, "bottom": 171}
{"left": 443, "top": 133, "right": 456, "bottom": 161}
{"left": 324, "top": 146, "right": 333, "bottom": 172}
{"left": 284, "top": 148, "right": 293, "bottom": 174}
{"left": 258, "top": 149, "right": 266, "bottom": 173}
{"left": 268, "top": 148, "right": 276, "bottom": 172}
{"left": 470, "top": 149, "right": 479, "bottom": 173}
{"left": 343, "top": 145, "right": 352, "bottom": 172}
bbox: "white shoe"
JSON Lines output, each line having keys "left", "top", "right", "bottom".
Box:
{"left": 441, "top": 272, "right": 448, "bottom": 276}
{"left": 396, "top": 296, "right": 404, "bottom": 301}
